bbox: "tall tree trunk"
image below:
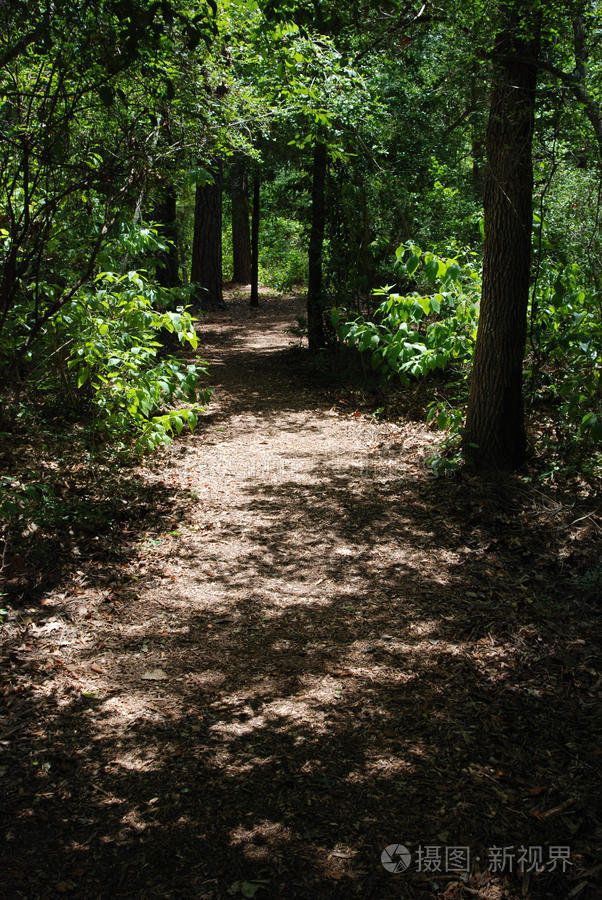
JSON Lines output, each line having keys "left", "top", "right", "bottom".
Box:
{"left": 190, "top": 162, "right": 223, "bottom": 308}
{"left": 250, "top": 172, "right": 260, "bottom": 308}
{"left": 154, "top": 183, "right": 180, "bottom": 289}
{"left": 355, "top": 172, "right": 374, "bottom": 309}
{"left": 231, "top": 158, "right": 252, "bottom": 284}
{"left": 463, "top": 3, "right": 541, "bottom": 470}
{"left": 470, "top": 62, "right": 487, "bottom": 201}
{"left": 307, "top": 139, "right": 327, "bottom": 352}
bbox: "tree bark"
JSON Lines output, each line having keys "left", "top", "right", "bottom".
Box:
{"left": 250, "top": 172, "right": 260, "bottom": 308}
{"left": 307, "top": 139, "right": 327, "bottom": 352}
{"left": 231, "top": 158, "right": 252, "bottom": 284}
{"left": 463, "top": 3, "right": 541, "bottom": 470}
{"left": 470, "top": 62, "right": 487, "bottom": 201}
{"left": 154, "top": 184, "right": 180, "bottom": 289}
{"left": 355, "top": 173, "right": 374, "bottom": 309}
{"left": 190, "top": 162, "right": 223, "bottom": 308}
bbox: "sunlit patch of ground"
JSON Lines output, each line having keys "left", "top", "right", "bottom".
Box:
{"left": 1, "top": 291, "right": 600, "bottom": 899}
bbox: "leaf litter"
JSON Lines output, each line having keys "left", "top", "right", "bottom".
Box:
{"left": 0, "top": 290, "right": 601, "bottom": 899}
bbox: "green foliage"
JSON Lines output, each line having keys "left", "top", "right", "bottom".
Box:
{"left": 258, "top": 216, "right": 307, "bottom": 290}
{"left": 333, "top": 229, "right": 601, "bottom": 481}
{"left": 223, "top": 203, "right": 306, "bottom": 291}
{"left": 332, "top": 243, "right": 480, "bottom": 383}
{"left": 528, "top": 259, "right": 602, "bottom": 475}
{"left": 413, "top": 159, "right": 483, "bottom": 249}
{"left": 0, "top": 0, "right": 203, "bottom": 360}
{"left": 0, "top": 0, "right": 600, "bottom": 485}
{"left": 0, "top": 220, "right": 210, "bottom": 455}
{"left": 56, "top": 269, "right": 209, "bottom": 452}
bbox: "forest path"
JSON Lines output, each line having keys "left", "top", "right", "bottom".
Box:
{"left": 2, "top": 291, "right": 599, "bottom": 899}
{"left": 147, "top": 289, "right": 443, "bottom": 642}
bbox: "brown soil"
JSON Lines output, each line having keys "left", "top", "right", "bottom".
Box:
{"left": 1, "top": 291, "right": 601, "bottom": 899}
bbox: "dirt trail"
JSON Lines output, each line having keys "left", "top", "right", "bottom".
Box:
{"left": 2, "top": 294, "right": 600, "bottom": 899}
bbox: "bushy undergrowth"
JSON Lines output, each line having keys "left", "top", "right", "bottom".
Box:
{"left": 222, "top": 212, "right": 306, "bottom": 292}
{"left": 527, "top": 260, "right": 601, "bottom": 479}
{"left": 333, "top": 241, "right": 601, "bottom": 481}
{"left": 0, "top": 224, "right": 210, "bottom": 557}
{"left": 332, "top": 243, "right": 480, "bottom": 383}
{"left": 58, "top": 269, "right": 208, "bottom": 452}
{"left": 1, "top": 224, "right": 209, "bottom": 454}
{"left": 258, "top": 215, "right": 307, "bottom": 291}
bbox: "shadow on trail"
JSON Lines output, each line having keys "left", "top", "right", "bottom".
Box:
{"left": 2, "top": 460, "right": 599, "bottom": 899}
{"left": 2, "top": 296, "right": 600, "bottom": 899}
{"left": 0, "top": 459, "right": 196, "bottom": 614}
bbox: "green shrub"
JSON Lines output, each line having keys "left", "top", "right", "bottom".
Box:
{"left": 258, "top": 216, "right": 307, "bottom": 291}
{"left": 528, "top": 259, "right": 602, "bottom": 477}
{"left": 331, "top": 242, "right": 480, "bottom": 382}
{"left": 54, "top": 269, "right": 209, "bottom": 452}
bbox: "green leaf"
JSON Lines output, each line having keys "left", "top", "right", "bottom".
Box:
{"left": 425, "top": 258, "right": 439, "bottom": 281}
{"left": 357, "top": 330, "right": 372, "bottom": 352}
{"left": 406, "top": 253, "right": 420, "bottom": 276}
{"left": 581, "top": 413, "right": 602, "bottom": 440}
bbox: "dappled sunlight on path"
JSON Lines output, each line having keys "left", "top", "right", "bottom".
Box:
{"left": 2, "top": 292, "right": 600, "bottom": 899}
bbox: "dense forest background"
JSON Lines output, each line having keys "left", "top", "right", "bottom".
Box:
{"left": 1, "top": 0, "right": 600, "bottom": 483}
{"left": 1, "top": 3, "right": 602, "bottom": 898}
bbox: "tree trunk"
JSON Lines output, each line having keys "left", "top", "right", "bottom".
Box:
{"left": 154, "top": 184, "right": 180, "bottom": 289}
{"left": 470, "top": 63, "right": 487, "bottom": 201}
{"left": 231, "top": 159, "right": 252, "bottom": 284}
{"left": 463, "top": 3, "right": 541, "bottom": 470}
{"left": 190, "top": 162, "right": 223, "bottom": 308}
{"left": 250, "top": 172, "right": 260, "bottom": 308}
{"left": 355, "top": 172, "right": 374, "bottom": 310}
{"left": 307, "top": 139, "right": 327, "bottom": 352}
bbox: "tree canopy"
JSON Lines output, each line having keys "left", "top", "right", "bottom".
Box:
{"left": 0, "top": 0, "right": 600, "bottom": 472}
{"left": 1, "top": 5, "right": 601, "bottom": 898}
